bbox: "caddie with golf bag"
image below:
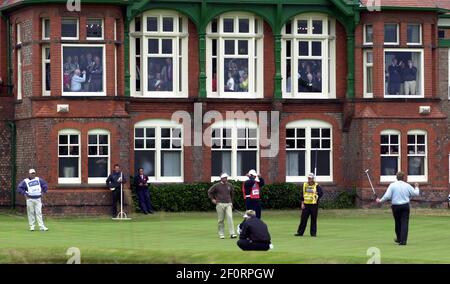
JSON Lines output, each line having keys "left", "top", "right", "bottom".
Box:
{"left": 106, "top": 164, "right": 128, "bottom": 218}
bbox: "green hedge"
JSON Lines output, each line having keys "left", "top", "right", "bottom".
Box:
{"left": 130, "top": 178, "right": 356, "bottom": 212}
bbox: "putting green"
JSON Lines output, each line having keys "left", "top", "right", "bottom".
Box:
{"left": 1, "top": 209, "right": 450, "bottom": 263}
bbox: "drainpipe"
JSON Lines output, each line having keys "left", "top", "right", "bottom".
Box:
{"left": 5, "top": 15, "right": 12, "bottom": 96}
{"left": 8, "top": 121, "right": 16, "bottom": 209}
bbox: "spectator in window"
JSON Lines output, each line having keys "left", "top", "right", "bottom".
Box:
{"left": 239, "top": 72, "right": 249, "bottom": 92}
{"left": 226, "top": 71, "right": 235, "bottom": 91}
{"left": 160, "top": 58, "right": 173, "bottom": 91}
{"left": 402, "top": 60, "right": 417, "bottom": 95}
{"left": 84, "top": 53, "right": 94, "bottom": 91}
{"left": 70, "top": 69, "right": 86, "bottom": 92}
{"left": 89, "top": 56, "right": 103, "bottom": 92}
{"left": 387, "top": 57, "right": 401, "bottom": 95}
{"left": 313, "top": 71, "right": 322, "bottom": 92}
{"left": 63, "top": 56, "right": 76, "bottom": 91}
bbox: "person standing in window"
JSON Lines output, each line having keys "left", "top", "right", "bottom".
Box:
{"left": 89, "top": 56, "right": 103, "bottom": 92}
{"left": 387, "top": 57, "right": 401, "bottom": 95}
{"left": 295, "top": 173, "right": 323, "bottom": 237}
{"left": 242, "top": 170, "right": 265, "bottom": 219}
{"left": 106, "top": 164, "right": 127, "bottom": 218}
{"left": 134, "top": 168, "right": 153, "bottom": 215}
{"left": 402, "top": 60, "right": 417, "bottom": 95}
{"left": 70, "top": 69, "right": 86, "bottom": 92}
{"left": 17, "top": 169, "right": 49, "bottom": 231}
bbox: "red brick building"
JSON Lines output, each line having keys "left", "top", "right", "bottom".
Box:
{"left": 0, "top": 0, "right": 449, "bottom": 214}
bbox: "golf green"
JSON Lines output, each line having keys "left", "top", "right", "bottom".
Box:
{"left": 1, "top": 209, "right": 450, "bottom": 263}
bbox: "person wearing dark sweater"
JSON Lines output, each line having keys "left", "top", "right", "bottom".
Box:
{"left": 295, "top": 173, "right": 324, "bottom": 237}
{"left": 242, "top": 170, "right": 265, "bottom": 219}
{"left": 106, "top": 164, "right": 127, "bottom": 218}
{"left": 134, "top": 167, "right": 153, "bottom": 214}
{"left": 237, "top": 210, "right": 272, "bottom": 251}
{"left": 208, "top": 173, "right": 237, "bottom": 239}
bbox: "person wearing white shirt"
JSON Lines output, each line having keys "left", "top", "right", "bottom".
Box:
{"left": 376, "top": 172, "right": 420, "bottom": 245}
{"left": 70, "top": 69, "right": 86, "bottom": 92}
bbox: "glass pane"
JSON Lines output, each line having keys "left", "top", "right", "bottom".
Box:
{"left": 212, "top": 138, "right": 221, "bottom": 148}
{"left": 134, "top": 150, "right": 155, "bottom": 177}
{"left": 285, "top": 21, "right": 292, "bottom": 34}
{"left": 407, "top": 145, "right": 415, "bottom": 154}
{"left": 99, "top": 146, "right": 108, "bottom": 155}
{"left": 146, "top": 139, "right": 155, "bottom": 149}
{"left": 299, "top": 41, "right": 309, "bottom": 56}
{"left": 224, "top": 58, "right": 248, "bottom": 92}
{"left": 312, "top": 20, "right": 322, "bottom": 34}
{"left": 86, "top": 19, "right": 102, "bottom": 38}
{"left": 224, "top": 129, "right": 232, "bottom": 138}
{"left": 237, "top": 151, "right": 257, "bottom": 176}
{"left": 311, "top": 128, "right": 320, "bottom": 137}
{"left": 147, "top": 17, "right": 158, "bottom": 32}
{"left": 162, "top": 39, "right": 172, "bottom": 54}
{"left": 223, "top": 18, "right": 234, "bottom": 33}
{"left": 161, "top": 139, "right": 170, "bottom": 149}
{"left": 298, "top": 59, "right": 322, "bottom": 93}
{"left": 59, "top": 135, "right": 68, "bottom": 145}
{"left": 366, "top": 51, "right": 373, "bottom": 64}
{"left": 385, "top": 51, "right": 421, "bottom": 96}
{"left": 407, "top": 24, "right": 420, "bottom": 44}
{"left": 211, "top": 18, "right": 218, "bottom": 33}
{"left": 144, "top": 128, "right": 154, "bottom": 137}
{"left": 135, "top": 128, "right": 144, "bottom": 138}
{"left": 286, "top": 128, "right": 295, "bottom": 138}
{"left": 297, "top": 139, "right": 305, "bottom": 148}
{"left": 136, "top": 56, "right": 141, "bottom": 92}
{"left": 135, "top": 139, "right": 144, "bottom": 149}
{"left": 172, "top": 139, "right": 182, "bottom": 149}
{"left": 365, "top": 25, "right": 373, "bottom": 43}
{"left": 45, "top": 62, "right": 51, "bottom": 91}
{"left": 380, "top": 135, "right": 388, "bottom": 144}
{"left": 148, "top": 39, "right": 158, "bottom": 54}
{"left": 70, "top": 135, "right": 79, "bottom": 144}
{"left": 59, "top": 146, "right": 68, "bottom": 156}
{"left": 88, "top": 146, "right": 97, "bottom": 156}
{"left": 381, "top": 156, "right": 398, "bottom": 175}
{"left": 312, "top": 41, "right": 321, "bottom": 56}
{"left": 417, "top": 135, "right": 425, "bottom": 144}
{"left": 322, "top": 139, "right": 330, "bottom": 149}
{"left": 162, "top": 17, "right": 174, "bottom": 32}
{"left": 148, "top": 57, "right": 173, "bottom": 91}
{"left": 322, "top": 128, "right": 330, "bottom": 138}
{"left": 390, "top": 146, "right": 399, "bottom": 154}
{"left": 297, "top": 129, "right": 305, "bottom": 137}
{"left": 248, "top": 128, "right": 257, "bottom": 138}
{"left": 161, "top": 151, "right": 181, "bottom": 176}
{"left": 297, "top": 20, "right": 308, "bottom": 34}
{"left": 44, "top": 19, "right": 50, "bottom": 38}
{"left": 407, "top": 135, "right": 415, "bottom": 144}
{"left": 286, "top": 40, "right": 291, "bottom": 58}
{"left": 311, "top": 139, "right": 320, "bottom": 148}
{"left": 88, "top": 135, "right": 97, "bottom": 145}
{"left": 61, "top": 19, "right": 77, "bottom": 38}
{"left": 238, "top": 40, "right": 248, "bottom": 55}
{"left": 225, "top": 40, "right": 235, "bottom": 55}
{"left": 384, "top": 24, "right": 398, "bottom": 43}
{"left": 98, "top": 135, "right": 108, "bottom": 144}
{"left": 381, "top": 146, "right": 389, "bottom": 155}
{"left": 286, "top": 151, "right": 305, "bottom": 176}
{"left": 178, "top": 17, "right": 183, "bottom": 33}
{"left": 161, "top": 128, "right": 171, "bottom": 138}
{"left": 70, "top": 146, "right": 79, "bottom": 155}
{"left": 286, "top": 139, "right": 295, "bottom": 149}
{"left": 390, "top": 135, "right": 398, "bottom": 144}
{"left": 211, "top": 151, "right": 232, "bottom": 176}
{"left": 408, "top": 156, "right": 424, "bottom": 175}
{"left": 417, "top": 145, "right": 425, "bottom": 154}
{"left": 223, "top": 139, "right": 232, "bottom": 149}
{"left": 88, "top": 157, "right": 108, "bottom": 178}
{"left": 237, "top": 139, "right": 246, "bottom": 149}
{"left": 310, "top": 150, "right": 330, "bottom": 176}
{"left": 134, "top": 17, "right": 141, "bottom": 32}
{"left": 366, "top": 66, "right": 373, "bottom": 93}
{"left": 59, "top": 157, "right": 79, "bottom": 178}
{"left": 239, "top": 18, "right": 249, "bottom": 33}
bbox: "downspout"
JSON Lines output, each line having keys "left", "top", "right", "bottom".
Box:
{"left": 5, "top": 15, "right": 12, "bottom": 96}
{"left": 9, "top": 121, "right": 16, "bottom": 209}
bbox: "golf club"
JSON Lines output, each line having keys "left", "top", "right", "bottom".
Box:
{"left": 364, "top": 169, "right": 377, "bottom": 199}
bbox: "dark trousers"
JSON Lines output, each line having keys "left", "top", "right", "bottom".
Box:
{"left": 245, "top": 199, "right": 261, "bottom": 219}
{"left": 111, "top": 188, "right": 123, "bottom": 217}
{"left": 392, "top": 203, "right": 410, "bottom": 245}
{"left": 137, "top": 189, "right": 153, "bottom": 213}
{"left": 297, "top": 204, "right": 319, "bottom": 236}
{"left": 237, "top": 239, "right": 270, "bottom": 251}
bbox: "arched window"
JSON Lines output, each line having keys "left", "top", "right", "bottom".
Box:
{"left": 210, "top": 119, "right": 259, "bottom": 180}
{"left": 281, "top": 13, "right": 336, "bottom": 98}
{"left": 380, "top": 129, "right": 401, "bottom": 182}
{"left": 134, "top": 119, "right": 183, "bottom": 182}
{"left": 130, "top": 10, "right": 189, "bottom": 97}
{"left": 286, "top": 120, "right": 333, "bottom": 182}
{"left": 206, "top": 13, "right": 264, "bottom": 98}
{"left": 87, "top": 129, "right": 110, "bottom": 183}
{"left": 407, "top": 130, "right": 427, "bottom": 182}
{"left": 58, "top": 129, "right": 81, "bottom": 184}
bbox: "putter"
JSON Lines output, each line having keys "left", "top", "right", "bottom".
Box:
{"left": 364, "top": 169, "right": 377, "bottom": 199}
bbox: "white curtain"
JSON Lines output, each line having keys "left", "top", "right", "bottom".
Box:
{"left": 162, "top": 151, "right": 181, "bottom": 177}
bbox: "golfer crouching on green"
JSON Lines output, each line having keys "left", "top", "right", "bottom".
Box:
{"left": 237, "top": 210, "right": 273, "bottom": 251}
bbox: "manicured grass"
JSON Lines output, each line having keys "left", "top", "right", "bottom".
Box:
{"left": 1, "top": 209, "right": 450, "bottom": 263}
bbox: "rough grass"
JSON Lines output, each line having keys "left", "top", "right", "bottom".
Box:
{"left": 1, "top": 209, "right": 450, "bottom": 264}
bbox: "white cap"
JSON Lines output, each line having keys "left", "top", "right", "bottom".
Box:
{"left": 29, "top": 169, "right": 36, "bottom": 174}
{"left": 248, "top": 169, "right": 258, "bottom": 177}
{"left": 220, "top": 173, "right": 229, "bottom": 179}
{"left": 308, "top": 173, "right": 315, "bottom": 179}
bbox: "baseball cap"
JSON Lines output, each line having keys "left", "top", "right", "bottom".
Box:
{"left": 248, "top": 169, "right": 258, "bottom": 176}
{"left": 220, "top": 173, "right": 229, "bottom": 179}
{"left": 29, "top": 169, "right": 36, "bottom": 174}
{"left": 308, "top": 173, "right": 315, "bottom": 179}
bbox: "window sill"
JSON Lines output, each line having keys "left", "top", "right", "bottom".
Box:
{"left": 56, "top": 183, "right": 107, "bottom": 189}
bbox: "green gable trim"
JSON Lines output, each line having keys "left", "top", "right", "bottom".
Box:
{"left": 439, "top": 39, "right": 450, "bottom": 48}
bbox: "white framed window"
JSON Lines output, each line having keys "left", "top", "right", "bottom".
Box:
{"left": 42, "top": 18, "right": 50, "bottom": 40}
{"left": 380, "top": 130, "right": 400, "bottom": 182}
{"left": 448, "top": 48, "right": 450, "bottom": 100}
{"left": 61, "top": 44, "right": 106, "bottom": 96}
{"left": 42, "top": 46, "right": 50, "bottom": 96}
{"left": 86, "top": 18, "right": 104, "bottom": 40}
{"left": 58, "top": 129, "right": 81, "bottom": 184}
{"left": 384, "top": 49, "right": 424, "bottom": 97}
{"left": 407, "top": 24, "right": 422, "bottom": 45}
{"left": 134, "top": 119, "right": 183, "bottom": 182}
{"left": 16, "top": 24, "right": 22, "bottom": 100}
{"left": 384, "top": 23, "right": 399, "bottom": 45}
{"left": 363, "top": 24, "right": 373, "bottom": 45}
{"left": 210, "top": 119, "right": 259, "bottom": 181}
{"left": 407, "top": 130, "right": 427, "bottom": 182}
{"left": 363, "top": 50, "right": 373, "bottom": 98}
{"left": 88, "top": 129, "right": 110, "bottom": 184}
{"left": 61, "top": 18, "right": 79, "bottom": 40}
{"left": 130, "top": 10, "right": 188, "bottom": 97}
{"left": 281, "top": 13, "right": 336, "bottom": 99}
{"left": 206, "top": 13, "right": 264, "bottom": 98}
{"left": 286, "top": 120, "right": 333, "bottom": 182}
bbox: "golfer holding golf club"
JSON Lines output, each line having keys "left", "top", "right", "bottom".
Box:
{"left": 376, "top": 171, "right": 420, "bottom": 246}
{"left": 208, "top": 173, "right": 237, "bottom": 239}
{"left": 295, "top": 173, "right": 323, "bottom": 237}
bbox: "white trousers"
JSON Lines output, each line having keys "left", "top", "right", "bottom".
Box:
{"left": 26, "top": 198, "right": 45, "bottom": 228}
{"left": 216, "top": 203, "right": 235, "bottom": 237}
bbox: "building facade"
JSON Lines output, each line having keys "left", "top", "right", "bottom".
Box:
{"left": 0, "top": 0, "right": 449, "bottom": 214}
